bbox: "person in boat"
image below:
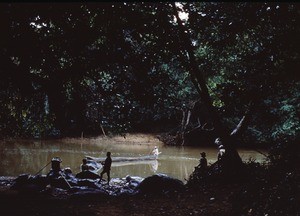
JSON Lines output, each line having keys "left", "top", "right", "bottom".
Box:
{"left": 199, "top": 152, "right": 207, "bottom": 170}
{"left": 152, "top": 146, "right": 160, "bottom": 156}
{"left": 99, "top": 152, "right": 112, "bottom": 184}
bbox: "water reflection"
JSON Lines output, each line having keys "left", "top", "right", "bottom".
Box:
{"left": 112, "top": 160, "right": 159, "bottom": 172}
{"left": 0, "top": 139, "right": 267, "bottom": 182}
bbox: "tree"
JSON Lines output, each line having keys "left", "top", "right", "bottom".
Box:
{"left": 0, "top": 2, "right": 298, "bottom": 146}
{"left": 169, "top": 2, "right": 245, "bottom": 167}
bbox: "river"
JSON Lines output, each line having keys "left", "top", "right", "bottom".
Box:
{"left": 0, "top": 134, "right": 267, "bottom": 182}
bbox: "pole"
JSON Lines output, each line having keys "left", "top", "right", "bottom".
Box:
{"left": 60, "top": 174, "right": 72, "bottom": 189}
{"left": 35, "top": 161, "right": 52, "bottom": 175}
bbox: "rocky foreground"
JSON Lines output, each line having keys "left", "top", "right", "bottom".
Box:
{"left": 0, "top": 175, "right": 236, "bottom": 216}
{"left": 1, "top": 162, "right": 300, "bottom": 216}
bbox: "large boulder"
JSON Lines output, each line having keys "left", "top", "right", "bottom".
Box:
{"left": 108, "top": 175, "right": 144, "bottom": 196}
{"left": 136, "top": 174, "right": 185, "bottom": 194}
{"left": 11, "top": 174, "right": 49, "bottom": 193}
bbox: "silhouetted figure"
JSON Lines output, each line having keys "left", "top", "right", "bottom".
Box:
{"left": 99, "top": 152, "right": 112, "bottom": 184}
{"left": 81, "top": 158, "right": 89, "bottom": 171}
{"left": 47, "top": 157, "right": 63, "bottom": 178}
{"left": 199, "top": 152, "right": 207, "bottom": 170}
{"left": 63, "top": 167, "right": 73, "bottom": 178}
{"left": 46, "top": 157, "right": 72, "bottom": 189}
{"left": 217, "top": 145, "right": 226, "bottom": 161}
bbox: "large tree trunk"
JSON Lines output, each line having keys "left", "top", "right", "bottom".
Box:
{"left": 171, "top": 3, "right": 244, "bottom": 165}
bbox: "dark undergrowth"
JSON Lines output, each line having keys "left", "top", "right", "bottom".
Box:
{"left": 187, "top": 136, "right": 300, "bottom": 216}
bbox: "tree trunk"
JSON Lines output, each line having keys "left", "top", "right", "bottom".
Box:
{"left": 171, "top": 3, "right": 243, "bottom": 164}
{"left": 45, "top": 79, "right": 66, "bottom": 135}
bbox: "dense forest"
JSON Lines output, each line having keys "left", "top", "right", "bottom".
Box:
{"left": 0, "top": 3, "right": 299, "bottom": 215}
{"left": 0, "top": 2, "right": 299, "bottom": 148}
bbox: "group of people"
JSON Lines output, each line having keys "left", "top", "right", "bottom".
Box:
{"left": 49, "top": 141, "right": 223, "bottom": 185}
{"left": 47, "top": 153, "right": 113, "bottom": 185}
{"left": 198, "top": 137, "right": 226, "bottom": 170}
{"left": 82, "top": 142, "right": 224, "bottom": 182}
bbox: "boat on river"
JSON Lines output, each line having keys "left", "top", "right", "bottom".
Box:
{"left": 86, "top": 153, "right": 160, "bottom": 163}
{"left": 85, "top": 159, "right": 102, "bottom": 173}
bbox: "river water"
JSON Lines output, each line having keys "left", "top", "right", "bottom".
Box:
{"left": 0, "top": 135, "right": 267, "bottom": 182}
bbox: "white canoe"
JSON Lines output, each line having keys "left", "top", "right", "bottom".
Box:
{"left": 86, "top": 153, "right": 160, "bottom": 163}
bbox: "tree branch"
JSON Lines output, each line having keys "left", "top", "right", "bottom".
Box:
{"left": 230, "top": 101, "right": 253, "bottom": 137}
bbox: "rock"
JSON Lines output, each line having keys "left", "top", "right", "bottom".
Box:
{"left": 11, "top": 174, "right": 49, "bottom": 192}
{"left": 49, "top": 177, "right": 71, "bottom": 190}
{"left": 11, "top": 173, "right": 183, "bottom": 197}
{"left": 137, "top": 174, "right": 185, "bottom": 195}
{"left": 70, "top": 187, "right": 109, "bottom": 200}
{"left": 77, "top": 179, "right": 100, "bottom": 189}
{"left": 75, "top": 171, "right": 100, "bottom": 179}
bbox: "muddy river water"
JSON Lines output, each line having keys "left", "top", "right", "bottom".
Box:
{"left": 0, "top": 134, "right": 267, "bottom": 182}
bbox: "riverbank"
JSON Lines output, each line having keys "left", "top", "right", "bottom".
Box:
{"left": 1, "top": 133, "right": 163, "bottom": 146}
{"left": 62, "top": 133, "right": 163, "bottom": 145}
{"left": 1, "top": 158, "right": 299, "bottom": 216}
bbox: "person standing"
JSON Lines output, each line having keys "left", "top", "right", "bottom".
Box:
{"left": 99, "top": 152, "right": 112, "bottom": 184}
{"left": 152, "top": 146, "right": 160, "bottom": 156}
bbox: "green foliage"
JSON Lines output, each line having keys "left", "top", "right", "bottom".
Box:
{"left": 269, "top": 82, "right": 300, "bottom": 141}
{"left": 0, "top": 86, "right": 57, "bottom": 138}
{"left": 231, "top": 136, "right": 300, "bottom": 215}
{"left": 0, "top": 2, "right": 299, "bottom": 143}
{"left": 186, "top": 2, "right": 300, "bottom": 145}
